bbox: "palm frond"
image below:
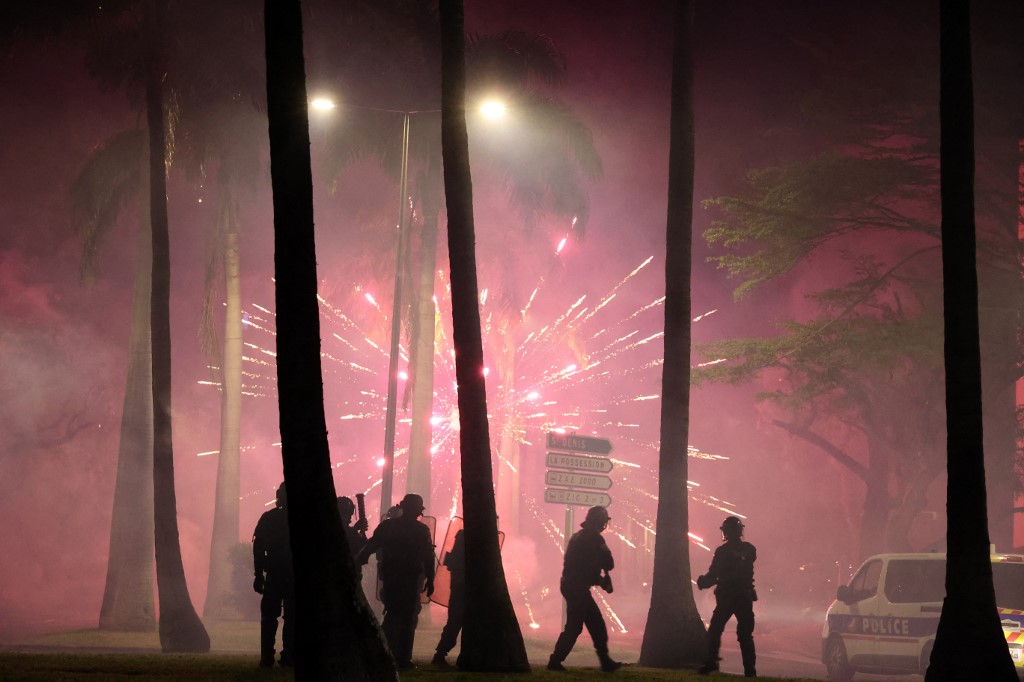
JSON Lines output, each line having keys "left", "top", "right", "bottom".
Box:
{"left": 71, "top": 128, "right": 146, "bottom": 279}
{"left": 467, "top": 30, "right": 566, "bottom": 89}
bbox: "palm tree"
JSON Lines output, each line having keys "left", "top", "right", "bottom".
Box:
{"left": 925, "top": 1, "right": 1016, "bottom": 679}
{"left": 3, "top": 3, "right": 210, "bottom": 644}
{"left": 71, "top": 130, "right": 156, "bottom": 632}
{"left": 263, "top": 0, "right": 396, "bottom": 677}
{"left": 438, "top": 0, "right": 529, "bottom": 671}
{"left": 639, "top": 0, "right": 707, "bottom": 668}
{"left": 142, "top": 4, "right": 210, "bottom": 652}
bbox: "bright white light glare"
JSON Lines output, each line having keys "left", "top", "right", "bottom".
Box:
{"left": 483, "top": 367, "right": 490, "bottom": 377}
{"left": 376, "top": 457, "right": 386, "bottom": 467}
{"left": 556, "top": 236, "right": 567, "bottom": 253}
{"left": 430, "top": 415, "right": 444, "bottom": 426}
{"left": 364, "top": 293, "right": 377, "bottom": 305}
{"left": 480, "top": 100, "right": 506, "bottom": 119}
{"left": 527, "top": 391, "right": 540, "bottom": 400}
{"left": 398, "top": 371, "right": 409, "bottom": 381}
{"left": 310, "top": 97, "right": 336, "bottom": 110}
{"left": 529, "top": 622, "right": 541, "bottom": 630}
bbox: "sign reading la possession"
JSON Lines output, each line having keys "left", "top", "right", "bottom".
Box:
{"left": 545, "top": 451, "right": 614, "bottom": 474}
{"left": 545, "top": 469, "right": 613, "bottom": 491}
{"left": 546, "top": 432, "right": 614, "bottom": 456}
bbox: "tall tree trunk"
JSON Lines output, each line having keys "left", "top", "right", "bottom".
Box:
{"left": 146, "top": 15, "right": 210, "bottom": 653}
{"left": 926, "top": 1, "right": 1016, "bottom": 678}
{"left": 264, "top": 1, "right": 396, "bottom": 678}
{"left": 99, "top": 215, "right": 156, "bottom": 632}
{"left": 204, "top": 199, "right": 243, "bottom": 619}
{"left": 639, "top": 0, "right": 706, "bottom": 667}
{"left": 406, "top": 167, "right": 442, "bottom": 510}
{"left": 439, "top": 0, "right": 529, "bottom": 671}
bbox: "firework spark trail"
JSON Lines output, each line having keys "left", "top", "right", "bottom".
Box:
{"left": 595, "top": 591, "right": 627, "bottom": 634}
{"left": 201, "top": 257, "right": 744, "bottom": 607}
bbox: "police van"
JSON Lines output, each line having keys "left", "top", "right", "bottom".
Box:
{"left": 821, "top": 551, "right": 1024, "bottom": 680}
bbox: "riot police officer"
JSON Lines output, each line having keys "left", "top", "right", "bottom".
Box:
{"left": 252, "top": 482, "right": 294, "bottom": 667}
{"left": 432, "top": 528, "right": 465, "bottom": 667}
{"left": 547, "top": 505, "right": 623, "bottom": 673}
{"left": 336, "top": 495, "right": 368, "bottom": 560}
{"left": 697, "top": 516, "right": 757, "bottom": 677}
{"left": 355, "top": 493, "right": 435, "bottom": 669}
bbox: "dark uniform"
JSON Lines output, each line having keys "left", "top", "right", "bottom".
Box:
{"left": 253, "top": 484, "right": 294, "bottom": 667}
{"left": 432, "top": 529, "right": 465, "bottom": 665}
{"left": 697, "top": 516, "right": 757, "bottom": 677}
{"left": 548, "top": 506, "right": 622, "bottom": 672}
{"left": 355, "top": 494, "right": 434, "bottom": 669}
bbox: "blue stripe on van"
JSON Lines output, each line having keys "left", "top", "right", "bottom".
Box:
{"left": 828, "top": 613, "right": 939, "bottom": 639}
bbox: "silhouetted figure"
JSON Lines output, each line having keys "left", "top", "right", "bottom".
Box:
{"left": 697, "top": 516, "right": 757, "bottom": 677}
{"left": 547, "top": 505, "right": 623, "bottom": 673}
{"left": 337, "top": 495, "right": 368, "bottom": 562}
{"left": 252, "top": 482, "right": 294, "bottom": 667}
{"left": 355, "top": 493, "right": 435, "bottom": 669}
{"left": 432, "top": 528, "right": 465, "bottom": 667}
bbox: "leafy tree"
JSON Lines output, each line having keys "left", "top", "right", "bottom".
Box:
{"left": 695, "top": 265, "right": 948, "bottom": 556}
{"left": 438, "top": 0, "right": 529, "bottom": 671}
{"left": 639, "top": 0, "right": 706, "bottom": 667}
{"left": 926, "top": 0, "right": 1015, "bottom": 678}
{"left": 263, "top": 0, "right": 395, "bottom": 677}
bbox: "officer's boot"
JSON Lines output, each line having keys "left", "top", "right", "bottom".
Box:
{"left": 596, "top": 647, "right": 623, "bottom": 672}
{"left": 432, "top": 650, "right": 451, "bottom": 669}
{"left": 546, "top": 654, "right": 568, "bottom": 672}
{"left": 739, "top": 636, "right": 756, "bottom": 677}
{"left": 259, "top": 619, "right": 277, "bottom": 667}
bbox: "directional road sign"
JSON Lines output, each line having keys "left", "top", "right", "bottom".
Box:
{"left": 545, "top": 488, "right": 612, "bottom": 507}
{"left": 546, "top": 432, "right": 614, "bottom": 456}
{"left": 546, "top": 451, "right": 614, "bottom": 474}
{"left": 545, "top": 470, "right": 613, "bottom": 491}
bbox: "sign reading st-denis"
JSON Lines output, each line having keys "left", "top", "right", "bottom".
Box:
{"left": 546, "top": 432, "right": 614, "bottom": 456}
{"left": 544, "top": 488, "right": 612, "bottom": 508}
{"left": 545, "top": 451, "right": 614, "bottom": 474}
{"left": 545, "top": 469, "right": 613, "bottom": 491}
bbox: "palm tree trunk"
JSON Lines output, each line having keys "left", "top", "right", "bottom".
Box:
{"left": 264, "top": 0, "right": 396, "bottom": 678}
{"left": 926, "top": 1, "right": 1016, "bottom": 679}
{"left": 204, "top": 201, "right": 243, "bottom": 620}
{"left": 439, "top": 0, "right": 529, "bottom": 671}
{"left": 99, "top": 214, "right": 155, "bottom": 632}
{"left": 145, "top": 15, "right": 210, "bottom": 652}
{"left": 639, "top": 0, "right": 706, "bottom": 667}
{"left": 406, "top": 169, "right": 442, "bottom": 510}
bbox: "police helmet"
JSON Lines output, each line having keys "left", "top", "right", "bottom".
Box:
{"left": 399, "top": 493, "right": 425, "bottom": 517}
{"left": 720, "top": 516, "right": 744, "bottom": 539}
{"left": 581, "top": 505, "right": 611, "bottom": 529}
{"left": 337, "top": 496, "right": 355, "bottom": 517}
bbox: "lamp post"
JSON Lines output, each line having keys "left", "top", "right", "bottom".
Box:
{"left": 379, "top": 112, "right": 411, "bottom": 520}
{"left": 310, "top": 97, "right": 504, "bottom": 522}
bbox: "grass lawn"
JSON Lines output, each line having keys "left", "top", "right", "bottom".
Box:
{"left": 0, "top": 652, "right": 823, "bottom": 681}
{"left": 1, "top": 621, "right": 821, "bottom": 681}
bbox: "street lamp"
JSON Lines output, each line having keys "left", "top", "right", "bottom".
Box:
{"left": 379, "top": 111, "right": 410, "bottom": 521}
{"left": 310, "top": 98, "right": 504, "bottom": 522}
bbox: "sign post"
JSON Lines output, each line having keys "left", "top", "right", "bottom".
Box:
{"left": 545, "top": 432, "right": 615, "bottom": 626}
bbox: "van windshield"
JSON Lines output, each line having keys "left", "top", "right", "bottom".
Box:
{"left": 993, "top": 562, "right": 1024, "bottom": 611}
